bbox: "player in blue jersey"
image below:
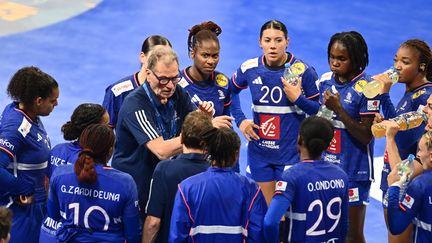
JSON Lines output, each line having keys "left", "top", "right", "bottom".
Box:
{"left": 112, "top": 46, "right": 214, "bottom": 222}
{"left": 0, "top": 67, "right": 59, "bottom": 243}
{"left": 383, "top": 121, "right": 432, "bottom": 243}
{"left": 170, "top": 127, "right": 267, "bottom": 242}
{"left": 318, "top": 31, "right": 380, "bottom": 243}
{"left": 264, "top": 116, "right": 349, "bottom": 243}
{"left": 229, "top": 20, "right": 320, "bottom": 204}
{"left": 47, "top": 124, "right": 140, "bottom": 242}
{"left": 374, "top": 39, "right": 432, "bottom": 243}
{"left": 102, "top": 35, "right": 172, "bottom": 128}
{"left": 178, "top": 21, "right": 233, "bottom": 128}
{"left": 40, "top": 103, "right": 109, "bottom": 243}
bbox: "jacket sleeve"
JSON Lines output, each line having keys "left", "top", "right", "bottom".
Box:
{"left": 169, "top": 185, "right": 192, "bottom": 243}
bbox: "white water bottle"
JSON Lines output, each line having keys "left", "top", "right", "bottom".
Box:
{"left": 283, "top": 63, "right": 300, "bottom": 85}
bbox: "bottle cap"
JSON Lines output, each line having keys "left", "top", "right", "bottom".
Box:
{"left": 284, "top": 63, "right": 291, "bottom": 68}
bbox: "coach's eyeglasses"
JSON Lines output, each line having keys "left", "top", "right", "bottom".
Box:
{"left": 150, "top": 69, "right": 181, "bottom": 85}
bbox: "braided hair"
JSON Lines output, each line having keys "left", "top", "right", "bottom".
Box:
{"left": 187, "top": 21, "right": 221, "bottom": 57}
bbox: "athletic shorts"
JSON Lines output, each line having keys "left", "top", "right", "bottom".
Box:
{"left": 248, "top": 159, "right": 291, "bottom": 182}
{"left": 348, "top": 181, "right": 371, "bottom": 206}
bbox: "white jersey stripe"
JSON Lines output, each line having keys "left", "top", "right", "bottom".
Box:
{"left": 190, "top": 225, "right": 247, "bottom": 236}
{"left": 135, "top": 110, "right": 158, "bottom": 139}
{"left": 414, "top": 217, "right": 432, "bottom": 232}
{"left": 253, "top": 105, "right": 304, "bottom": 115}
{"left": 7, "top": 161, "right": 48, "bottom": 170}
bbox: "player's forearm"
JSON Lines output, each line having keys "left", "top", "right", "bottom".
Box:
{"left": 147, "top": 137, "right": 182, "bottom": 160}
{"left": 386, "top": 137, "right": 401, "bottom": 170}
{"left": 335, "top": 108, "right": 373, "bottom": 145}
{"left": 142, "top": 216, "right": 161, "bottom": 243}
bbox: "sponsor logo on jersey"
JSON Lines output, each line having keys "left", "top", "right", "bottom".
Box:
{"left": 367, "top": 100, "right": 380, "bottom": 111}
{"left": 354, "top": 79, "right": 368, "bottom": 93}
{"left": 412, "top": 89, "right": 426, "bottom": 99}
{"left": 383, "top": 150, "right": 389, "bottom": 164}
{"left": 18, "top": 117, "right": 32, "bottom": 138}
{"left": 178, "top": 77, "right": 189, "bottom": 88}
{"left": 111, "top": 80, "right": 134, "bottom": 97}
{"left": 348, "top": 187, "right": 359, "bottom": 202}
{"left": 326, "top": 130, "right": 341, "bottom": 154}
{"left": 344, "top": 92, "right": 353, "bottom": 104}
{"left": 240, "top": 57, "right": 259, "bottom": 73}
{"left": 0, "top": 138, "right": 15, "bottom": 151}
{"left": 215, "top": 74, "right": 228, "bottom": 87}
{"left": 259, "top": 114, "right": 280, "bottom": 140}
{"left": 275, "top": 180, "right": 287, "bottom": 191}
{"left": 252, "top": 77, "right": 263, "bottom": 85}
{"left": 402, "top": 194, "right": 415, "bottom": 209}
{"left": 290, "top": 61, "right": 306, "bottom": 76}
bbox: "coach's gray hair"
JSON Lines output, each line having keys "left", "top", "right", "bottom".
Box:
{"left": 147, "top": 46, "right": 179, "bottom": 71}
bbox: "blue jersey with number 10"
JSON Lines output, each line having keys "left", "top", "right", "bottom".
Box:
{"left": 231, "top": 54, "right": 319, "bottom": 166}
{"left": 48, "top": 164, "right": 139, "bottom": 242}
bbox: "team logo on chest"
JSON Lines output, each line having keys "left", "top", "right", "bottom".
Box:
{"left": 252, "top": 76, "right": 263, "bottom": 85}
{"left": 344, "top": 92, "right": 353, "bottom": 104}
{"left": 218, "top": 90, "right": 225, "bottom": 100}
{"left": 259, "top": 114, "right": 280, "bottom": 140}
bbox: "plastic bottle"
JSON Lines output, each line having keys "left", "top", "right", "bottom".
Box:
{"left": 317, "top": 85, "right": 338, "bottom": 121}
{"left": 283, "top": 63, "right": 300, "bottom": 85}
{"left": 397, "top": 154, "right": 415, "bottom": 201}
{"left": 363, "top": 67, "right": 400, "bottom": 99}
{"left": 371, "top": 111, "right": 427, "bottom": 138}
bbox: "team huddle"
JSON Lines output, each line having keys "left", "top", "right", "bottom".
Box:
{"left": 1, "top": 19, "right": 432, "bottom": 243}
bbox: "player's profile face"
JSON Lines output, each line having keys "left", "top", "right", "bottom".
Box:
{"left": 37, "top": 87, "right": 59, "bottom": 116}
{"left": 394, "top": 46, "right": 421, "bottom": 83}
{"left": 329, "top": 41, "right": 352, "bottom": 80}
{"left": 259, "top": 28, "right": 288, "bottom": 67}
{"left": 417, "top": 137, "right": 432, "bottom": 170}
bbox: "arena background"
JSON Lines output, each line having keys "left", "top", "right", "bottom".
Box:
{"left": 1, "top": 0, "right": 431, "bottom": 241}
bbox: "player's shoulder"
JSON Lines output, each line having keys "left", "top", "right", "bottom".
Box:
{"left": 214, "top": 71, "right": 229, "bottom": 88}
{"left": 106, "top": 74, "right": 137, "bottom": 97}
{"left": 239, "top": 57, "right": 260, "bottom": 73}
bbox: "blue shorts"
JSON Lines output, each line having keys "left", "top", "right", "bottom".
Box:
{"left": 348, "top": 181, "right": 371, "bottom": 206}
{"left": 9, "top": 201, "right": 46, "bottom": 243}
{"left": 248, "top": 159, "right": 291, "bottom": 182}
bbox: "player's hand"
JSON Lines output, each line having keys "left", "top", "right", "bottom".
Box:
{"left": 17, "top": 195, "right": 34, "bottom": 206}
{"left": 281, "top": 76, "right": 302, "bottom": 103}
{"left": 381, "top": 120, "right": 400, "bottom": 138}
{"left": 239, "top": 119, "right": 260, "bottom": 141}
{"left": 373, "top": 113, "right": 384, "bottom": 125}
{"left": 198, "top": 101, "right": 215, "bottom": 117}
{"left": 212, "top": 115, "right": 234, "bottom": 129}
{"left": 323, "top": 89, "right": 342, "bottom": 113}
{"left": 372, "top": 72, "right": 392, "bottom": 94}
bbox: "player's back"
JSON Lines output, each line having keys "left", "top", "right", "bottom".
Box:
{"left": 282, "top": 161, "right": 349, "bottom": 243}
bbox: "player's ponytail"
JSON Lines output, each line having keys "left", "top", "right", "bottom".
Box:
{"left": 299, "top": 116, "right": 334, "bottom": 159}
{"left": 187, "top": 21, "right": 222, "bottom": 57}
{"left": 201, "top": 127, "right": 240, "bottom": 168}
{"left": 74, "top": 124, "right": 115, "bottom": 183}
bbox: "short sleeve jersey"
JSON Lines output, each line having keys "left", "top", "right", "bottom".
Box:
{"left": 0, "top": 102, "right": 51, "bottom": 203}
{"left": 275, "top": 160, "right": 349, "bottom": 243}
{"left": 380, "top": 82, "right": 432, "bottom": 191}
{"left": 319, "top": 72, "right": 379, "bottom": 181}
{"left": 102, "top": 73, "right": 140, "bottom": 128}
{"left": 230, "top": 54, "right": 319, "bottom": 166}
{"left": 47, "top": 141, "right": 81, "bottom": 178}
{"left": 178, "top": 69, "right": 231, "bottom": 117}
{"left": 49, "top": 164, "right": 139, "bottom": 241}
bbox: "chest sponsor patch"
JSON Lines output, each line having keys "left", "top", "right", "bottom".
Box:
{"left": 354, "top": 79, "right": 368, "bottom": 93}
{"left": 367, "top": 100, "right": 380, "bottom": 111}
{"left": 18, "top": 117, "right": 32, "bottom": 138}
{"left": 401, "top": 194, "right": 415, "bottom": 209}
{"left": 326, "top": 130, "right": 341, "bottom": 154}
{"left": 275, "top": 180, "right": 287, "bottom": 191}
{"left": 215, "top": 74, "right": 228, "bottom": 87}
{"left": 412, "top": 89, "right": 426, "bottom": 99}
{"left": 259, "top": 114, "right": 280, "bottom": 140}
{"left": 111, "top": 80, "right": 134, "bottom": 97}
{"left": 178, "top": 78, "right": 189, "bottom": 88}
{"left": 348, "top": 187, "right": 360, "bottom": 202}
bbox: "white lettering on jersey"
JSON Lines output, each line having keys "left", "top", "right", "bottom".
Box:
{"left": 60, "top": 185, "right": 120, "bottom": 202}
{"left": 240, "top": 57, "right": 258, "bottom": 73}
{"left": 307, "top": 179, "right": 345, "bottom": 192}
{"left": 18, "top": 117, "right": 32, "bottom": 138}
{"left": 111, "top": 80, "right": 134, "bottom": 97}
{"left": 402, "top": 194, "right": 415, "bottom": 209}
{"left": 0, "top": 138, "right": 15, "bottom": 151}
{"left": 178, "top": 78, "right": 189, "bottom": 88}
{"left": 191, "top": 94, "right": 202, "bottom": 104}
{"left": 218, "top": 90, "right": 225, "bottom": 100}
